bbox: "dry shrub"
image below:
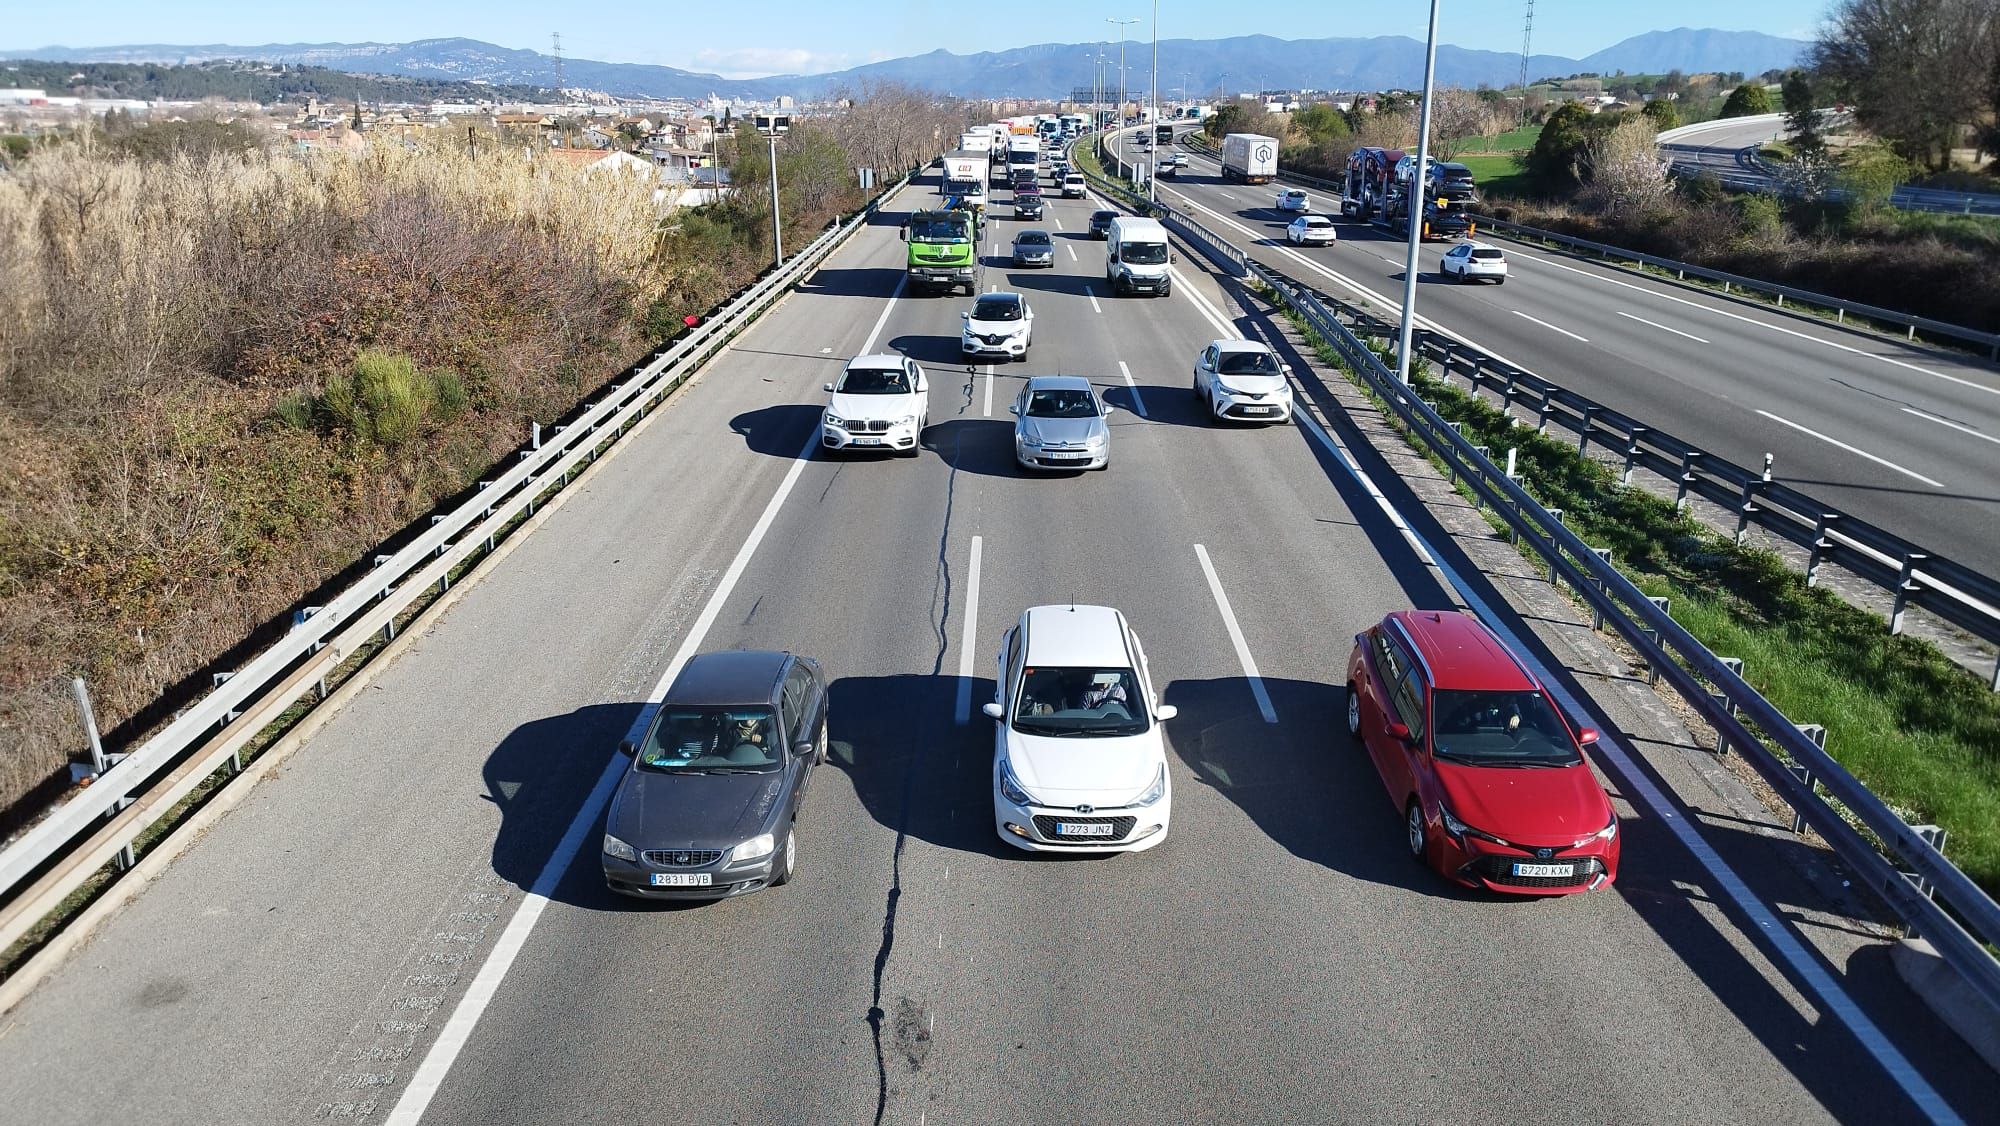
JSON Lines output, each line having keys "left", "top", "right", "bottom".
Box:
{"left": 0, "top": 133, "right": 686, "bottom": 819}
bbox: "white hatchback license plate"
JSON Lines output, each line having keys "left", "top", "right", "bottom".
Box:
{"left": 1056, "top": 822, "right": 1115, "bottom": 837}
{"left": 1511, "top": 862, "right": 1574, "bottom": 878}
{"left": 651, "top": 873, "right": 713, "bottom": 887}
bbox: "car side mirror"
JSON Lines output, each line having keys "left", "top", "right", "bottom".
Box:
{"left": 981, "top": 702, "right": 1005, "bottom": 720}
{"left": 1386, "top": 721, "right": 1413, "bottom": 745}
{"left": 618, "top": 739, "right": 636, "bottom": 756}
{"left": 795, "top": 741, "right": 814, "bottom": 759}
{"left": 916, "top": 376, "right": 928, "bottom": 393}
{"left": 1281, "top": 364, "right": 1292, "bottom": 374}
{"left": 960, "top": 310, "right": 970, "bottom": 320}
{"left": 1102, "top": 404, "right": 1115, "bottom": 415}
{"left": 821, "top": 382, "right": 833, "bottom": 392}
{"left": 1007, "top": 403, "right": 1020, "bottom": 414}
{"left": 898, "top": 228, "right": 906, "bottom": 241}
{"left": 1577, "top": 727, "right": 1600, "bottom": 746}
{"left": 1155, "top": 704, "right": 1179, "bottom": 721}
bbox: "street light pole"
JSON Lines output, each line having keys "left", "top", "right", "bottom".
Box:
{"left": 1394, "top": 0, "right": 1442, "bottom": 385}
{"left": 1108, "top": 16, "right": 1137, "bottom": 126}
{"left": 1148, "top": 0, "right": 1159, "bottom": 204}
{"left": 766, "top": 130, "right": 783, "bottom": 268}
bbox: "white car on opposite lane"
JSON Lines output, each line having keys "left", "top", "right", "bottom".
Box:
{"left": 820, "top": 353, "right": 929, "bottom": 456}
{"left": 983, "top": 604, "right": 1176, "bottom": 853}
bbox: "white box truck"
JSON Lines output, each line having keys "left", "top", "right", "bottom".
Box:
{"left": 1220, "top": 133, "right": 1279, "bottom": 185}
{"left": 1105, "top": 215, "right": 1173, "bottom": 296}
{"left": 941, "top": 151, "right": 989, "bottom": 216}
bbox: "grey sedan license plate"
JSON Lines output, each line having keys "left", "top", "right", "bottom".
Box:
{"left": 651, "top": 872, "right": 713, "bottom": 887}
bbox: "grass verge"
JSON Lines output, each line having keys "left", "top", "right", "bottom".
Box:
{"left": 1272, "top": 298, "right": 2000, "bottom": 898}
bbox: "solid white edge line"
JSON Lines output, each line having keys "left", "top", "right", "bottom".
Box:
{"left": 1756, "top": 409, "right": 1944, "bottom": 488}
{"left": 1171, "top": 267, "right": 1236, "bottom": 338}
{"left": 1614, "top": 309, "right": 1711, "bottom": 345}
{"left": 1292, "top": 398, "right": 1959, "bottom": 1123}
{"left": 1900, "top": 406, "right": 2000, "bottom": 447}
{"left": 1192, "top": 545, "right": 1279, "bottom": 725}
{"left": 1117, "top": 360, "right": 1149, "bottom": 419}
{"left": 385, "top": 267, "right": 907, "bottom": 1126}
{"left": 953, "top": 536, "right": 984, "bottom": 725}
{"left": 1511, "top": 309, "right": 1590, "bottom": 343}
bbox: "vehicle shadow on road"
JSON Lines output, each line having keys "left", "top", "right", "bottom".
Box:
{"left": 886, "top": 333, "right": 966, "bottom": 366}
{"left": 480, "top": 701, "right": 644, "bottom": 913}
{"left": 1163, "top": 675, "right": 1465, "bottom": 898}
{"left": 922, "top": 417, "right": 1019, "bottom": 478}
{"left": 728, "top": 403, "right": 820, "bottom": 459}
{"left": 799, "top": 266, "right": 905, "bottom": 298}
{"left": 826, "top": 673, "right": 1019, "bottom": 860}
{"left": 998, "top": 272, "right": 1100, "bottom": 298}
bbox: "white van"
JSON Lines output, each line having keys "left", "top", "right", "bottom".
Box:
{"left": 1105, "top": 216, "right": 1173, "bottom": 297}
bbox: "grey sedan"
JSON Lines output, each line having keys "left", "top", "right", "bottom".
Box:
{"left": 1010, "top": 375, "right": 1114, "bottom": 472}
{"left": 1012, "top": 229, "right": 1055, "bottom": 267}
{"left": 602, "top": 650, "right": 828, "bottom": 900}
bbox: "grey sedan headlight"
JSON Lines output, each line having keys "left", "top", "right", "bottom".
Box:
{"left": 602, "top": 834, "right": 638, "bottom": 862}
{"left": 732, "top": 833, "right": 775, "bottom": 862}
{"left": 1017, "top": 434, "right": 1043, "bottom": 448}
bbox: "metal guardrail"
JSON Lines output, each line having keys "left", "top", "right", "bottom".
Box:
{"left": 0, "top": 169, "right": 916, "bottom": 957}
{"left": 1470, "top": 215, "right": 2000, "bottom": 359}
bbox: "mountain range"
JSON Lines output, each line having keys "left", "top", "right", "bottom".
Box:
{"left": 7, "top": 28, "right": 1809, "bottom": 101}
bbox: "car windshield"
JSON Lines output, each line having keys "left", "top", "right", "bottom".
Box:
{"left": 1121, "top": 242, "right": 1168, "bottom": 265}
{"left": 1025, "top": 388, "right": 1100, "bottom": 418}
{"left": 1017, "top": 232, "right": 1051, "bottom": 246}
{"left": 1430, "top": 690, "right": 1581, "bottom": 767}
{"left": 1217, "top": 350, "right": 1280, "bottom": 375}
{"left": 638, "top": 707, "right": 782, "bottom": 774}
{"left": 837, "top": 367, "right": 911, "bottom": 394}
{"left": 1092, "top": 211, "right": 1116, "bottom": 224}
{"left": 910, "top": 216, "right": 969, "bottom": 242}
{"left": 972, "top": 298, "right": 1022, "bottom": 321}
{"left": 1012, "top": 666, "right": 1148, "bottom": 736}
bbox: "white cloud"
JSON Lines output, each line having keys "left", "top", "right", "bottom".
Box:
{"left": 689, "top": 46, "right": 856, "bottom": 79}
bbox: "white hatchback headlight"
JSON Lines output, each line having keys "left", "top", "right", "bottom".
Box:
{"left": 732, "top": 833, "right": 775, "bottom": 862}
{"left": 998, "top": 758, "right": 1035, "bottom": 806}
{"left": 1130, "top": 764, "right": 1167, "bottom": 807}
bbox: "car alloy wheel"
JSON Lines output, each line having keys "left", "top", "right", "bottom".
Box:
{"left": 771, "top": 827, "right": 797, "bottom": 886}
{"left": 1405, "top": 801, "right": 1427, "bottom": 862}
{"left": 816, "top": 720, "right": 830, "bottom": 764}
{"left": 1345, "top": 685, "right": 1362, "bottom": 740}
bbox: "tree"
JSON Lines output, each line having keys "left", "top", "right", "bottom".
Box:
{"left": 1642, "top": 98, "right": 1681, "bottom": 131}
{"left": 1815, "top": 0, "right": 2000, "bottom": 171}
{"left": 1579, "top": 118, "right": 1674, "bottom": 214}
{"left": 1781, "top": 70, "right": 1825, "bottom": 157}
{"left": 1720, "top": 82, "right": 1774, "bottom": 117}
{"left": 1524, "top": 101, "right": 1596, "bottom": 192}
{"left": 1428, "top": 88, "right": 1496, "bottom": 159}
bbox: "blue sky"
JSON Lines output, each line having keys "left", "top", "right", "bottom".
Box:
{"left": 8, "top": 1, "right": 1832, "bottom": 79}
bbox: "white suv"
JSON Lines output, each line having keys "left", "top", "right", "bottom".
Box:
{"left": 961, "top": 291, "right": 1034, "bottom": 361}
{"left": 820, "top": 353, "right": 929, "bottom": 456}
{"left": 1440, "top": 240, "right": 1508, "bottom": 284}
{"left": 1193, "top": 339, "right": 1294, "bottom": 423}
{"left": 983, "top": 605, "right": 1176, "bottom": 853}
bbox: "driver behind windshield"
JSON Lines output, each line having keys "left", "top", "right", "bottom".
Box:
{"left": 1026, "top": 389, "right": 1098, "bottom": 418}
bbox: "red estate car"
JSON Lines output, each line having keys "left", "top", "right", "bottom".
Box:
{"left": 1346, "top": 610, "right": 1620, "bottom": 894}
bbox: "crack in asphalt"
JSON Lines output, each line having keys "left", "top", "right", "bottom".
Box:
{"left": 866, "top": 416, "right": 965, "bottom": 1126}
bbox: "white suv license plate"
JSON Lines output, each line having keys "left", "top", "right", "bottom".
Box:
{"left": 1511, "top": 862, "right": 1574, "bottom": 878}
{"left": 1244, "top": 406, "right": 1274, "bottom": 414}
{"left": 852, "top": 437, "right": 882, "bottom": 446}
{"left": 651, "top": 872, "right": 713, "bottom": 887}
{"left": 1056, "top": 822, "right": 1116, "bottom": 837}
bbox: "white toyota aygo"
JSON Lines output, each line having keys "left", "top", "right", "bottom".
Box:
{"left": 982, "top": 605, "right": 1176, "bottom": 853}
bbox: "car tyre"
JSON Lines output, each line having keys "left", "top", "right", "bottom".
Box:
{"left": 815, "top": 719, "right": 830, "bottom": 765}
{"left": 1345, "top": 684, "right": 1362, "bottom": 741}
{"left": 1405, "top": 800, "right": 1428, "bottom": 865}
{"left": 770, "top": 827, "right": 797, "bottom": 887}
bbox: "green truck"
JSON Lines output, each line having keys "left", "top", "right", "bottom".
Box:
{"left": 900, "top": 209, "right": 979, "bottom": 295}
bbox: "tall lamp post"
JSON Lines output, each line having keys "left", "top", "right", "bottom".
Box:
{"left": 756, "top": 112, "right": 790, "bottom": 269}
{"left": 1148, "top": 0, "right": 1159, "bottom": 203}
{"left": 1108, "top": 16, "right": 1138, "bottom": 126}
{"left": 1394, "top": 0, "right": 1441, "bottom": 386}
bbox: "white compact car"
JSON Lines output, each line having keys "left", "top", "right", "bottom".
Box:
{"left": 821, "top": 353, "right": 929, "bottom": 456}
{"left": 1440, "top": 239, "right": 1509, "bottom": 284}
{"left": 1286, "top": 215, "right": 1337, "bottom": 246}
{"left": 961, "top": 291, "right": 1034, "bottom": 361}
{"left": 1192, "top": 338, "right": 1294, "bottom": 423}
{"left": 1062, "top": 173, "right": 1087, "bottom": 198}
{"left": 983, "top": 605, "right": 1176, "bottom": 853}
{"left": 1276, "top": 188, "right": 1311, "bottom": 213}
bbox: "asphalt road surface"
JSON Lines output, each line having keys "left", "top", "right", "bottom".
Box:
{"left": 0, "top": 167, "right": 1991, "bottom": 1126}
{"left": 1140, "top": 132, "right": 2000, "bottom": 571}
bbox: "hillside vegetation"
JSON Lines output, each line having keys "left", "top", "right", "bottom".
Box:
{"left": 0, "top": 107, "right": 929, "bottom": 823}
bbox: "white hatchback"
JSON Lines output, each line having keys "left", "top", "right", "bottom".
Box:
{"left": 820, "top": 353, "right": 928, "bottom": 456}
{"left": 1286, "top": 214, "right": 1336, "bottom": 246}
{"left": 983, "top": 605, "right": 1176, "bottom": 853}
{"left": 1440, "top": 239, "right": 1508, "bottom": 284}
{"left": 1276, "top": 188, "right": 1311, "bottom": 213}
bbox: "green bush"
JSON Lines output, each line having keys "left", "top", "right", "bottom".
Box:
{"left": 1720, "top": 82, "right": 1774, "bottom": 118}
{"left": 270, "top": 392, "right": 316, "bottom": 430}
{"left": 316, "top": 348, "right": 463, "bottom": 448}
{"left": 1737, "top": 193, "right": 1783, "bottom": 238}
